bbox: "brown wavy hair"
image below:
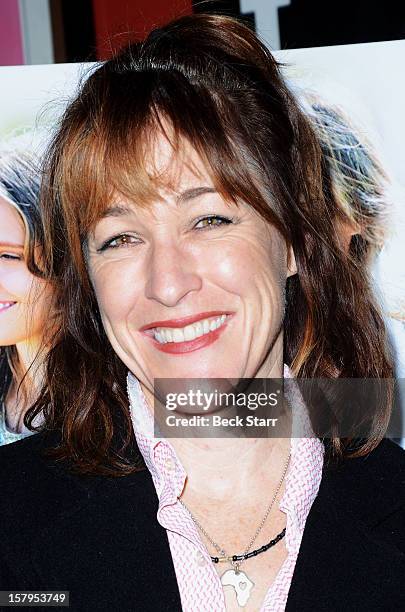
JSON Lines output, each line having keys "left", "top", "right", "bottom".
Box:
{"left": 26, "top": 13, "right": 394, "bottom": 475}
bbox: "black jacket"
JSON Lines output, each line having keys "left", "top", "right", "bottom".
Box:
{"left": 0, "top": 433, "right": 405, "bottom": 612}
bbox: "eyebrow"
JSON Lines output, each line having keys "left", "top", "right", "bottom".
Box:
{"left": 0, "top": 241, "right": 24, "bottom": 248}
{"left": 100, "top": 205, "right": 133, "bottom": 219}
{"left": 177, "top": 186, "right": 217, "bottom": 203}
{"left": 100, "top": 187, "right": 217, "bottom": 219}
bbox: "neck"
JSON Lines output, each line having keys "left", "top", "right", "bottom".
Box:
{"left": 170, "top": 436, "right": 291, "bottom": 507}
{"left": 138, "top": 339, "right": 291, "bottom": 505}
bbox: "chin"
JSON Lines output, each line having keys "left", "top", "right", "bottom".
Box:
{"left": 155, "top": 363, "right": 243, "bottom": 382}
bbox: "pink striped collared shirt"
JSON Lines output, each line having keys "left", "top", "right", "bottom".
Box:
{"left": 127, "top": 365, "right": 324, "bottom": 611}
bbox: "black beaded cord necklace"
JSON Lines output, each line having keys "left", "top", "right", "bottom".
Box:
{"left": 211, "top": 527, "right": 286, "bottom": 564}
{"left": 178, "top": 451, "right": 290, "bottom": 608}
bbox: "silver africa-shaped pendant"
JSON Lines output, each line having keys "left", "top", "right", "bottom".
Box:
{"left": 221, "top": 568, "right": 255, "bottom": 607}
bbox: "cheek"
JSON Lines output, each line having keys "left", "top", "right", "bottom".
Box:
{"left": 0, "top": 266, "right": 35, "bottom": 300}
{"left": 203, "top": 234, "right": 285, "bottom": 303}
{"left": 0, "top": 274, "right": 54, "bottom": 345}
{"left": 215, "top": 248, "right": 252, "bottom": 286}
{"left": 89, "top": 258, "right": 142, "bottom": 326}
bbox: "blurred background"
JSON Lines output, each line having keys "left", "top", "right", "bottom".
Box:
{"left": 1, "top": 0, "right": 405, "bottom": 66}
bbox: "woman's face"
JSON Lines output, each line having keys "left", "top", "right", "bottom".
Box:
{"left": 87, "top": 132, "right": 296, "bottom": 393}
{"left": 0, "top": 196, "right": 54, "bottom": 348}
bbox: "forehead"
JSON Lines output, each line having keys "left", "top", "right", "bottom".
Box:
{"left": 100, "top": 128, "right": 219, "bottom": 220}
{"left": 143, "top": 126, "right": 212, "bottom": 192}
{"left": 75, "top": 116, "right": 242, "bottom": 234}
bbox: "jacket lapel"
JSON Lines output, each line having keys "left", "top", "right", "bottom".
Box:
{"left": 286, "top": 444, "right": 405, "bottom": 611}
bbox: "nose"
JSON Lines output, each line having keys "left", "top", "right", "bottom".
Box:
{"left": 144, "top": 240, "right": 202, "bottom": 307}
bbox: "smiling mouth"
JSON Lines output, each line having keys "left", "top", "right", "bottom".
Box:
{"left": 0, "top": 302, "right": 16, "bottom": 312}
{"left": 147, "top": 314, "right": 230, "bottom": 345}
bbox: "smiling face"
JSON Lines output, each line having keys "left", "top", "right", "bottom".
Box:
{"left": 0, "top": 196, "right": 54, "bottom": 348}
{"left": 86, "top": 131, "right": 296, "bottom": 398}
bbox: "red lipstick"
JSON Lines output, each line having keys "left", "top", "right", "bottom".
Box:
{"left": 139, "top": 310, "right": 234, "bottom": 331}
{"left": 139, "top": 311, "right": 235, "bottom": 354}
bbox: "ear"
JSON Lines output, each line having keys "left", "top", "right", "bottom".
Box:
{"left": 287, "top": 245, "right": 297, "bottom": 278}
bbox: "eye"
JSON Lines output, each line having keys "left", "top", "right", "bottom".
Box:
{"left": 194, "top": 215, "right": 233, "bottom": 230}
{"left": 98, "top": 234, "right": 140, "bottom": 252}
{"left": 0, "top": 252, "right": 23, "bottom": 261}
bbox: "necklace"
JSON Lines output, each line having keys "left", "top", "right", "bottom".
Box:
{"left": 178, "top": 451, "right": 291, "bottom": 607}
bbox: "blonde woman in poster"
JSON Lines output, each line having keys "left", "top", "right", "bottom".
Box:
{"left": 0, "top": 14, "right": 405, "bottom": 612}
{"left": 307, "top": 100, "right": 405, "bottom": 440}
{"left": 0, "top": 151, "right": 56, "bottom": 445}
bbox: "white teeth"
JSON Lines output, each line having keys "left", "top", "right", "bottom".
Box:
{"left": 0, "top": 302, "right": 15, "bottom": 311}
{"left": 194, "top": 321, "right": 203, "bottom": 337}
{"left": 152, "top": 314, "right": 228, "bottom": 344}
{"left": 184, "top": 325, "right": 195, "bottom": 341}
{"left": 163, "top": 329, "right": 173, "bottom": 343}
{"left": 172, "top": 328, "right": 183, "bottom": 343}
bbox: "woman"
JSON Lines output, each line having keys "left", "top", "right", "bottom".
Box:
{"left": 1, "top": 14, "right": 404, "bottom": 612}
{"left": 0, "top": 152, "right": 56, "bottom": 445}
{"left": 306, "top": 101, "right": 390, "bottom": 260}
{"left": 307, "top": 101, "right": 405, "bottom": 440}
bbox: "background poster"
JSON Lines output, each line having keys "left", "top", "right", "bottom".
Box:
{"left": 1, "top": 39, "right": 404, "bottom": 438}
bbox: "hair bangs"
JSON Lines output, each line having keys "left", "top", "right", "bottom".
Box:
{"left": 58, "top": 66, "right": 284, "bottom": 242}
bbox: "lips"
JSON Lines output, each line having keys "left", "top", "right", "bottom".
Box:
{"left": 139, "top": 310, "right": 235, "bottom": 332}
{"left": 145, "top": 314, "right": 232, "bottom": 354}
{"left": 0, "top": 301, "right": 16, "bottom": 312}
{"left": 139, "top": 310, "right": 235, "bottom": 354}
